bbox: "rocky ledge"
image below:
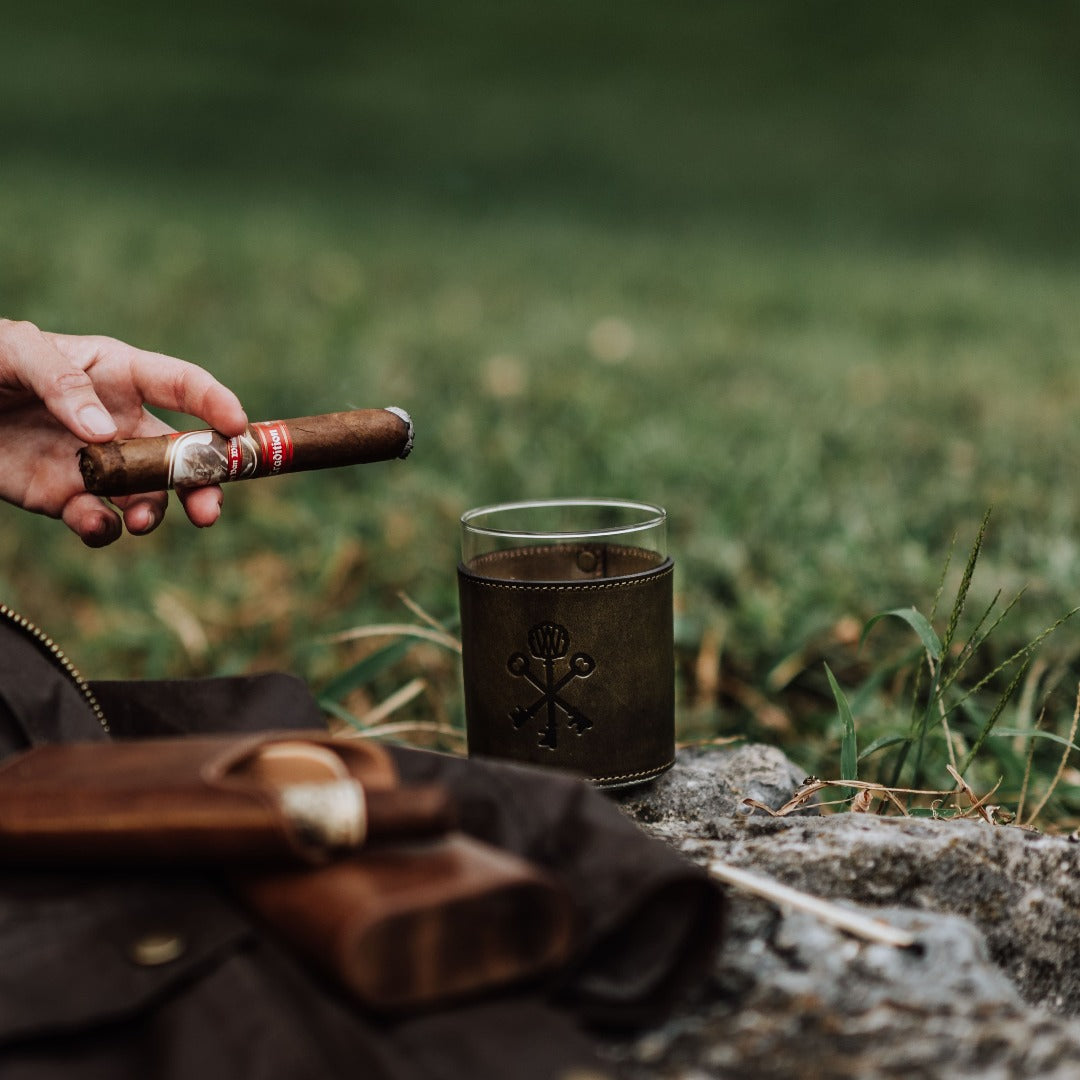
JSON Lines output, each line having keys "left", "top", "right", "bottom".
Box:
{"left": 602, "top": 745, "right": 1080, "bottom": 1079}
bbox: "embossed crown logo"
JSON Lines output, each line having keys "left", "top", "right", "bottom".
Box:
{"left": 508, "top": 622, "right": 594, "bottom": 750}
{"left": 527, "top": 622, "right": 570, "bottom": 660}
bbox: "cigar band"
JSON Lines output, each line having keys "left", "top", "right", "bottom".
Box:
{"left": 166, "top": 422, "right": 295, "bottom": 488}
{"left": 249, "top": 420, "right": 295, "bottom": 477}
{"left": 278, "top": 779, "right": 368, "bottom": 851}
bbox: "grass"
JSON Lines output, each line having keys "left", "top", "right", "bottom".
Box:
{"left": 3, "top": 1, "right": 1080, "bottom": 823}
{"left": 805, "top": 512, "right": 1080, "bottom": 823}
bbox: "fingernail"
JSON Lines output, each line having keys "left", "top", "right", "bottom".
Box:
{"left": 78, "top": 404, "right": 117, "bottom": 438}
{"left": 129, "top": 505, "right": 160, "bottom": 534}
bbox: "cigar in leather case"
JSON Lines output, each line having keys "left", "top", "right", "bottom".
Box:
{"left": 0, "top": 732, "right": 454, "bottom": 866}
{"left": 0, "top": 732, "right": 576, "bottom": 1012}
{"left": 78, "top": 407, "right": 414, "bottom": 497}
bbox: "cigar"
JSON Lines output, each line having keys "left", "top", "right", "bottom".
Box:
{"left": 278, "top": 782, "right": 460, "bottom": 853}
{"left": 79, "top": 407, "right": 413, "bottom": 497}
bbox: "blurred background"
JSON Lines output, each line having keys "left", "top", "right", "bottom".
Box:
{"left": 3, "top": 1, "right": 1080, "bottom": 811}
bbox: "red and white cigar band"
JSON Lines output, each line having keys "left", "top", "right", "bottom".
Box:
{"left": 249, "top": 420, "right": 294, "bottom": 478}
{"left": 165, "top": 421, "right": 294, "bottom": 489}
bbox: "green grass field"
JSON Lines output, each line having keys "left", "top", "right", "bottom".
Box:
{"left": 3, "top": 2, "right": 1080, "bottom": 820}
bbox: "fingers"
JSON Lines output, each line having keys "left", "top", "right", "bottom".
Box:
{"left": 114, "top": 478, "right": 225, "bottom": 531}
{"left": 47, "top": 331, "right": 249, "bottom": 437}
{"left": 51, "top": 332, "right": 244, "bottom": 536}
{"left": 109, "top": 407, "right": 226, "bottom": 531}
{"left": 12, "top": 326, "right": 247, "bottom": 540}
{"left": 0, "top": 320, "right": 118, "bottom": 443}
{"left": 119, "top": 344, "right": 248, "bottom": 436}
{"left": 177, "top": 485, "right": 225, "bottom": 529}
{"left": 75, "top": 485, "right": 224, "bottom": 539}
{"left": 62, "top": 487, "right": 219, "bottom": 544}
{"left": 137, "top": 359, "right": 248, "bottom": 436}
{"left": 110, "top": 494, "right": 168, "bottom": 536}
{"left": 61, "top": 493, "right": 123, "bottom": 548}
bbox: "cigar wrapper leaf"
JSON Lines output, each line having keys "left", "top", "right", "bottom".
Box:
{"left": 78, "top": 407, "right": 413, "bottom": 497}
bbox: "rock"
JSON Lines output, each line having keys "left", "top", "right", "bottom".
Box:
{"left": 611, "top": 743, "right": 811, "bottom": 836}
{"left": 602, "top": 746, "right": 1080, "bottom": 1079}
{"left": 605, "top": 897, "right": 1080, "bottom": 1079}
{"left": 679, "top": 813, "right": 1080, "bottom": 1017}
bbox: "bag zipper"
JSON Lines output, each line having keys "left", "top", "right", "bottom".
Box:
{"left": 0, "top": 602, "right": 110, "bottom": 734}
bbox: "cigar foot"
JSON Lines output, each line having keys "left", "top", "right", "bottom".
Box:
{"left": 384, "top": 407, "right": 414, "bottom": 459}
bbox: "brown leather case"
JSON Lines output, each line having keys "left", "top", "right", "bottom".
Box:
{"left": 236, "top": 833, "right": 576, "bottom": 1013}
{"left": 0, "top": 732, "right": 454, "bottom": 865}
{"left": 0, "top": 732, "right": 575, "bottom": 1013}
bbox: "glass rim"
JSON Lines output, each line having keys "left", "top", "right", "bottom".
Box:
{"left": 460, "top": 497, "right": 666, "bottom": 542}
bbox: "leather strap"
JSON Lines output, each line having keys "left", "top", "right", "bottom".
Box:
{"left": 458, "top": 546, "right": 675, "bottom": 787}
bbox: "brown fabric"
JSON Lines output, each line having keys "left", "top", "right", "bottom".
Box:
{"left": 458, "top": 548, "right": 675, "bottom": 786}
{"left": 0, "top": 617, "right": 723, "bottom": 1079}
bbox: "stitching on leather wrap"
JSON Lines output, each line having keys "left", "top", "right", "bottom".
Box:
{"left": 585, "top": 758, "right": 675, "bottom": 784}
{"left": 464, "top": 564, "right": 673, "bottom": 593}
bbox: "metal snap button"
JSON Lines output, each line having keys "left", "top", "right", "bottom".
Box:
{"left": 576, "top": 549, "right": 598, "bottom": 573}
{"left": 129, "top": 932, "right": 186, "bottom": 967}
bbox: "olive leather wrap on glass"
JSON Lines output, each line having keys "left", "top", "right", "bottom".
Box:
{"left": 458, "top": 553, "right": 675, "bottom": 787}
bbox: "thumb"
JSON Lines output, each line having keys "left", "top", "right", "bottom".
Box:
{"left": 1, "top": 320, "right": 118, "bottom": 441}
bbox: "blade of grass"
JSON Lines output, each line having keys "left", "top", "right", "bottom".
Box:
{"left": 861, "top": 607, "right": 943, "bottom": 662}
{"left": 912, "top": 511, "right": 991, "bottom": 790}
{"left": 825, "top": 663, "right": 858, "bottom": 788}
{"left": 946, "top": 607, "right": 1080, "bottom": 721}
{"left": 888, "top": 530, "right": 955, "bottom": 789}
{"left": 938, "top": 588, "right": 1025, "bottom": 701}
{"left": 928, "top": 530, "right": 957, "bottom": 627}
{"left": 317, "top": 637, "right": 414, "bottom": 707}
{"left": 1014, "top": 707, "right": 1043, "bottom": 826}
{"left": 957, "top": 660, "right": 1030, "bottom": 777}
{"left": 940, "top": 507, "right": 991, "bottom": 666}
{"left": 1024, "top": 683, "right": 1080, "bottom": 826}
{"left": 858, "top": 732, "right": 910, "bottom": 761}
{"left": 990, "top": 727, "right": 1080, "bottom": 754}
{"left": 861, "top": 605, "right": 942, "bottom": 790}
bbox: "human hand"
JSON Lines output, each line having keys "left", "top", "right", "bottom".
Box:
{"left": 0, "top": 319, "right": 248, "bottom": 547}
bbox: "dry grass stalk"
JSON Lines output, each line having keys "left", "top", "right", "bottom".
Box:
{"left": 708, "top": 860, "right": 917, "bottom": 949}
{"left": 1024, "top": 681, "right": 1080, "bottom": 827}
{"left": 745, "top": 774, "right": 1005, "bottom": 821}
{"left": 945, "top": 765, "right": 1003, "bottom": 824}
{"left": 396, "top": 591, "right": 458, "bottom": 637}
{"left": 323, "top": 623, "right": 462, "bottom": 653}
{"left": 342, "top": 720, "right": 466, "bottom": 747}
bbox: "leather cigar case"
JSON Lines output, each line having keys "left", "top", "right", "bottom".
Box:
{"left": 0, "top": 731, "right": 455, "bottom": 866}
{"left": 237, "top": 832, "right": 576, "bottom": 1013}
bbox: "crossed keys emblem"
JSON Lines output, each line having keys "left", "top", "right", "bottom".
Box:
{"left": 508, "top": 622, "right": 595, "bottom": 749}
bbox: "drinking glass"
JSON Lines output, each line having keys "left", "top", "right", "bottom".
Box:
{"left": 458, "top": 498, "right": 674, "bottom": 787}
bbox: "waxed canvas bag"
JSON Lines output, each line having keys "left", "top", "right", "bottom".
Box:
{"left": 0, "top": 607, "right": 723, "bottom": 1079}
